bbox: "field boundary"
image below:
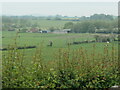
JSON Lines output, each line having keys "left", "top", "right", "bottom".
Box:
{"left": 0, "top": 46, "right": 36, "bottom": 51}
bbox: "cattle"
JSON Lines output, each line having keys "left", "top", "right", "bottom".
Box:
{"left": 47, "top": 41, "right": 53, "bottom": 47}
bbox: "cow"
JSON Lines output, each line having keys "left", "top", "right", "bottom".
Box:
{"left": 47, "top": 41, "right": 53, "bottom": 47}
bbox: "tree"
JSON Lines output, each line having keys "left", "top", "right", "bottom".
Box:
{"left": 54, "top": 17, "right": 61, "bottom": 20}
{"left": 90, "top": 14, "right": 113, "bottom": 20}
{"left": 49, "top": 27, "right": 56, "bottom": 32}
{"left": 71, "top": 23, "right": 81, "bottom": 33}
{"left": 63, "top": 22, "right": 74, "bottom": 29}
{"left": 88, "top": 23, "right": 95, "bottom": 33}
{"left": 71, "top": 21, "right": 96, "bottom": 33}
{"left": 20, "top": 28, "right": 28, "bottom": 32}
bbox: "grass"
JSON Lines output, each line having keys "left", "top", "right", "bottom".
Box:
{"left": 2, "top": 31, "right": 95, "bottom": 60}
{"left": 2, "top": 31, "right": 119, "bottom": 88}
{"left": 2, "top": 31, "right": 118, "bottom": 62}
{"left": 34, "top": 19, "right": 70, "bottom": 29}
{"left": 2, "top": 42, "right": 119, "bottom": 88}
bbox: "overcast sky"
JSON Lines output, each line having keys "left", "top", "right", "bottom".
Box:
{"left": 1, "top": 2, "right": 118, "bottom": 17}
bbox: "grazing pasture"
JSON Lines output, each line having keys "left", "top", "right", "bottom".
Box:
{"left": 2, "top": 31, "right": 119, "bottom": 88}
{"left": 2, "top": 31, "right": 118, "bottom": 60}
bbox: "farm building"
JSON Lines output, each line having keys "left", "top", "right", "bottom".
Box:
{"left": 39, "top": 30, "right": 50, "bottom": 33}
{"left": 63, "top": 29, "right": 71, "bottom": 33}
{"left": 52, "top": 29, "right": 71, "bottom": 34}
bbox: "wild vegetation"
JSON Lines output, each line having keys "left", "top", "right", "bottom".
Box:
{"left": 2, "top": 40, "right": 119, "bottom": 88}
{"left": 1, "top": 13, "right": 119, "bottom": 88}
{"left": 64, "top": 20, "right": 118, "bottom": 33}
{"left": 2, "top": 31, "right": 119, "bottom": 88}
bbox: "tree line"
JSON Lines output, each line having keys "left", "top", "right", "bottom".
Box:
{"left": 2, "top": 14, "right": 118, "bottom": 34}
{"left": 64, "top": 19, "right": 118, "bottom": 33}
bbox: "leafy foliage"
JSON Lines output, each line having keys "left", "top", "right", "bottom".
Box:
{"left": 2, "top": 42, "right": 119, "bottom": 88}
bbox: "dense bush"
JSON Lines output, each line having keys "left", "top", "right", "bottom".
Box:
{"left": 64, "top": 19, "right": 118, "bottom": 33}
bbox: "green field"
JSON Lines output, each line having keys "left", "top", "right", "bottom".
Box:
{"left": 2, "top": 31, "right": 118, "bottom": 61}
{"left": 2, "top": 31, "right": 119, "bottom": 88}
{"left": 30, "top": 19, "right": 70, "bottom": 29}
